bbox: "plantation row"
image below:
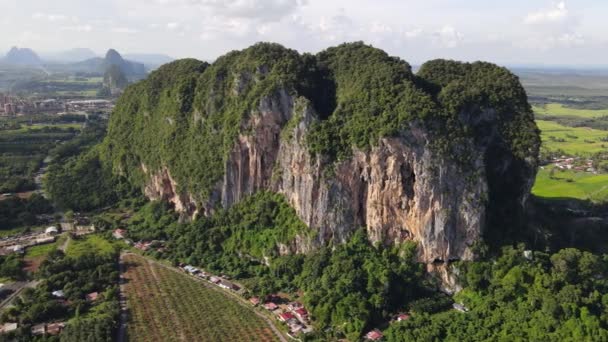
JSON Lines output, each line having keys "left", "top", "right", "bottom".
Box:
{"left": 123, "top": 253, "right": 280, "bottom": 342}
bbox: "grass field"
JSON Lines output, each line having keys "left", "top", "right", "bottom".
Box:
{"left": 532, "top": 168, "right": 608, "bottom": 202}
{"left": 66, "top": 235, "right": 116, "bottom": 257}
{"left": 533, "top": 103, "right": 608, "bottom": 118}
{"left": 24, "top": 241, "right": 58, "bottom": 258}
{"left": 123, "top": 253, "right": 280, "bottom": 342}
{"left": 537, "top": 120, "right": 608, "bottom": 155}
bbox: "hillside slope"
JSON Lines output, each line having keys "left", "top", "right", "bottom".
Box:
{"left": 102, "top": 42, "right": 540, "bottom": 288}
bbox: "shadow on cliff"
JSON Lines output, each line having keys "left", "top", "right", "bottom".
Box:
{"left": 485, "top": 195, "right": 608, "bottom": 255}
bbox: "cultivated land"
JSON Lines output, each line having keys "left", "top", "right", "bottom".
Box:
{"left": 122, "top": 253, "right": 282, "bottom": 342}
{"left": 532, "top": 101, "right": 608, "bottom": 202}
{"left": 536, "top": 120, "right": 608, "bottom": 155}
{"left": 532, "top": 168, "right": 608, "bottom": 202}
{"left": 533, "top": 103, "right": 608, "bottom": 118}
{"left": 66, "top": 234, "right": 116, "bottom": 258}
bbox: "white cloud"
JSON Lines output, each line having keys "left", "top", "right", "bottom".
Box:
{"left": 433, "top": 26, "right": 463, "bottom": 48}
{"left": 403, "top": 28, "right": 423, "bottom": 39}
{"left": 157, "top": 0, "right": 306, "bottom": 22}
{"left": 32, "top": 12, "right": 69, "bottom": 22}
{"left": 60, "top": 25, "right": 93, "bottom": 32}
{"left": 167, "top": 22, "right": 180, "bottom": 30}
{"left": 112, "top": 27, "right": 139, "bottom": 34}
{"left": 525, "top": 1, "right": 568, "bottom": 24}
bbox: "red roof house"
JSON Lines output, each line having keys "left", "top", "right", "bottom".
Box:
{"left": 112, "top": 229, "right": 126, "bottom": 239}
{"left": 249, "top": 297, "right": 260, "bottom": 306}
{"left": 366, "top": 329, "right": 383, "bottom": 341}
{"left": 86, "top": 292, "right": 99, "bottom": 302}
{"left": 278, "top": 312, "right": 296, "bottom": 322}
{"left": 397, "top": 313, "right": 410, "bottom": 322}
{"left": 294, "top": 308, "right": 308, "bottom": 320}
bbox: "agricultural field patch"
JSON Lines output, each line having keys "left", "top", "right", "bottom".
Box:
{"left": 122, "top": 253, "right": 280, "bottom": 342}
{"left": 533, "top": 168, "right": 608, "bottom": 202}
{"left": 533, "top": 103, "right": 608, "bottom": 118}
{"left": 537, "top": 120, "right": 608, "bottom": 155}
{"left": 66, "top": 234, "right": 117, "bottom": 258}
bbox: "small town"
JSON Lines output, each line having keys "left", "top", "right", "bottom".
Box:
{"left": 0, "top": 93, "right": 113, "bottom": 117}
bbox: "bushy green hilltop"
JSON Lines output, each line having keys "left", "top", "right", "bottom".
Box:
{"left": 102, "top": 42, "right": 539, "bottom": 202}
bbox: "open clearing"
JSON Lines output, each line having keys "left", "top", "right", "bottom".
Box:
{"left": 537, "top": 120, "right": 608, "bottom": 155}
{"left": 66, "top": 234, "right": 116, "bottom": 258}
{"left": 533, "top": 103, "right": 608, "bottom": 118}
{"left": 122, "top": 253, "right": 281, "bottom": 342}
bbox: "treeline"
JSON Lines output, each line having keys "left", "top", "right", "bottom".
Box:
{"left": 0, "top": 193, "right": 53, "bottom": 230}
{"left": 45, "top": 117, "right": 138, "bottom": 212}
{"left": 115, "top": 191, "right": 608, "bottom": 341}
{"left": 384, "top": 246, "right": 608, "bottom": 341}
{"left": 116, "top": 193, "right": 440, "bottom": 340}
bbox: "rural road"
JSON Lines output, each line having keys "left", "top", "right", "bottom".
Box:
{"left": 0, "top": 280, "right": 40, "bottom": 310}
{"left": 117, "top": 252, "right": 129, "bottom": 342}
{"left": 58, "top": 235, "right": 70, "bottom": 252}
{"left": 136, "top": 253, "right": 289, "bottom": 342}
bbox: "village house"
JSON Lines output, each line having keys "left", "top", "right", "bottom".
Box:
{"left": 134, "top": 241, "right": 152, "bottom": 251}
{"left": 294, "top": 308, "right": 308, "bottom": 321}
{"left": 264, "top": 302, "right": 278, "bottom": 311}
{"left": 453, "top": 303, "right": 469, "bottom": 313}
{"left": 86, "top": 292, "right": 99, "bottom": 302}
{"left": 31, "top": 323, "right": 45, "bottom": 336}
{"left": 278, "top": 312, "right": 296, "bottom": 322}
{"left": 46, "top": 322, "right": 66, "bottom": 335}
{"left": 0, "top": 323, "right": 17, "bottom": 334}
{"left": 365, "top": 329, "right": 383, "bottom": 341}
{"left": 219, "top": 280, "right": 239, "bottom": 291}
{"left": 289, "top": 322, "right": 303, "bottom": 334}
{"left": 288, "top": 301, "right": 303, "bottom": 311}
{"left": 52, "top": 290, "right": 65, "bottom": 298}
{"left": 249, "top": 297, "right": 260, "bottom": 306}
{"left": 209, "top": 276, "right": 221, "bottom": 284}
{"left": 112, "top": 229, "right": 126, "bottom": 239}
{"left": 397, "top": 313, "right": 410, "bottom": 322}
{"left": 45, "top": 226, "right": 59, "bottom": 236}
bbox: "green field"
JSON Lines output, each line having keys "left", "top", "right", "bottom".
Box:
{"left": 532, "top": 168, "right": 608, "bottom": 202}
{"left": 66, "top": 235, "right": 117, "bottom": 257}
{"left": 537, "top": 120, "right": 608, "bottom": 155}
{"left": 24, "top": 241, "right": 59, "bottom": 258}
{"left": 533, "top": 103, "right": 608, "bottom": 118}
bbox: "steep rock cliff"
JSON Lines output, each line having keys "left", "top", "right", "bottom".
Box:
{"left": 103, "top": 43, "right": 540, "bottom": 285}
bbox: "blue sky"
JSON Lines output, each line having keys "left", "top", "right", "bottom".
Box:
{"left": 1, "top": 0, "right": 607, "bottom": 66}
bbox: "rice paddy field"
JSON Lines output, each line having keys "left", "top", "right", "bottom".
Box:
{"left": 536, "top": 120, "right": 608, "bottom": 155}
{"left": 533, "top": 168, "right": 608, "bottom": 202}
{"left": 533, "top": 103, "right": 608, "bottom": 118}
{"left": 122, "top": 253, "right": 280, "bottom": 342}
{"left": 532, "top": 103, "right": 608, "bottom": 202}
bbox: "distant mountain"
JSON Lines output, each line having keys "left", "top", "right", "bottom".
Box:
{"left": 71, "top": 49, "right": 146, "bottom": 79}
{"left": 4, "top": 47, "right": 42, "bottom": 66}
{"left": 43, "top": 48, "right": 98, "bottom": 63}
{"left": 123, "top": 53, "right": 174, "bottom": 69}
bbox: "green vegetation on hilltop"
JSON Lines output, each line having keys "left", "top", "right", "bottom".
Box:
{"left": 104, "top": 43, "right": 539, "bottom": 207}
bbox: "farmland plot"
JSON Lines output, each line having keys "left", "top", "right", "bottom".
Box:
{"left": 122, "top": 253, "right": 281, "bottom": 342}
